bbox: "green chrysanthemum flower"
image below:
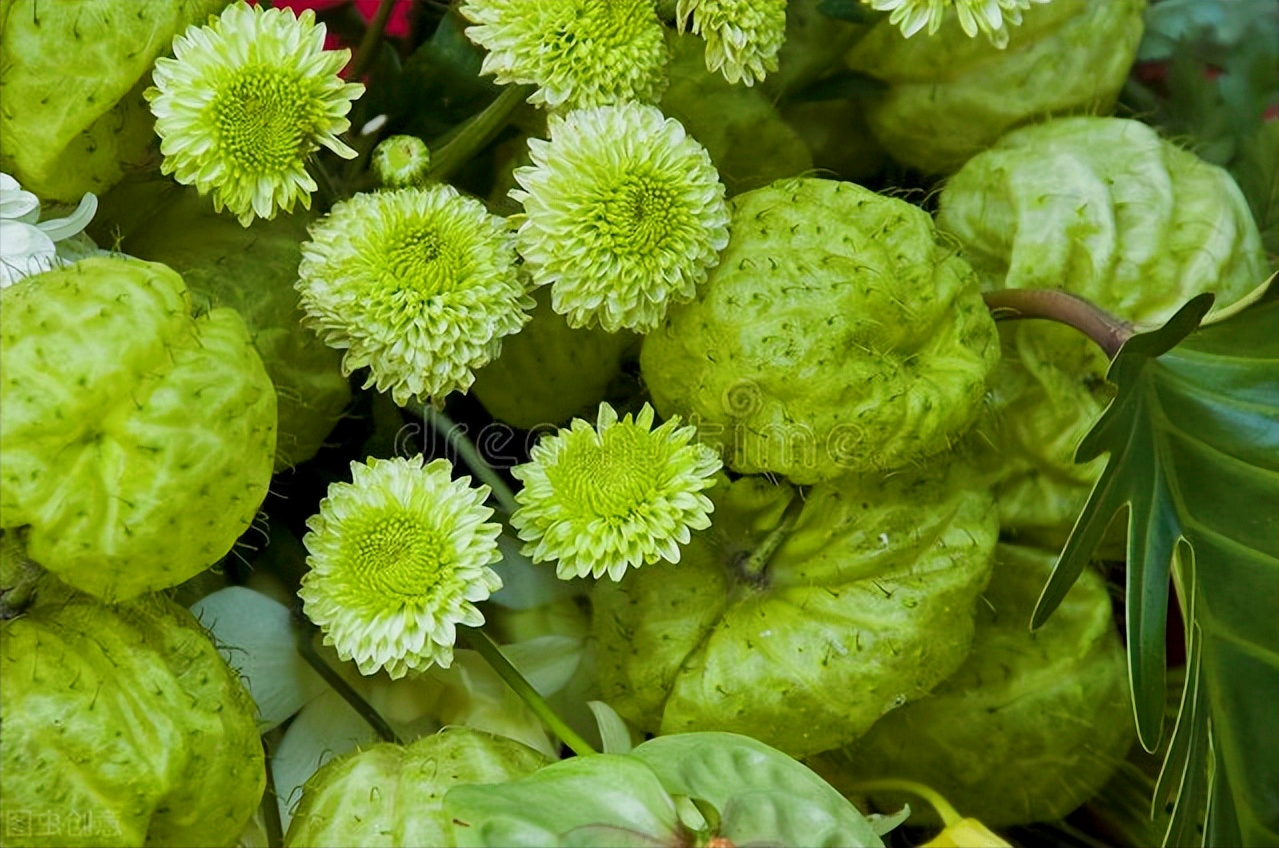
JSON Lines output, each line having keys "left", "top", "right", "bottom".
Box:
{"left": 372, "top": 134, "right": 431, "bottom": 188}
{"left": 676, "top": 0, "right": 788, "bottom": 85}
{"left": 865, "top": 0, "right": 1052, "bottom": 47}
{"left": 510, "top": 403, "right": 722, "bottom": 582}
{"left": 299, "top": 455, "right": 504, "bottom": 679}
{"left": 510, "top": 102, "right": 729, "bottom": 333}
{"left": 461, "top": 0, "right": 669, "bottom": 110}
{"left": 296, "top": 185, "right": 532, "bottom": 406}
{"left": 145, "top": 3, "right": 365, "bottom": 226}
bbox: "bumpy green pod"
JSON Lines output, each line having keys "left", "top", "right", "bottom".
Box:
{"left": 0, "top": 0, "right": 231, "bottom": 202}
{"left": 592, "top": 469, "right": 998, "bottom": 758}
{"left": 0, "top": 257, "right": 276, "bottom": 600}
{"left": 845, "top": 0, "right": 1145, "bottom": 175}
{"left": 809, "top": 544, "right": 1134, "bottom": 827}
{"left": 470, "top": 287, "right": 638, "bottom": 430}
{"left": 120, "top": 187, "right": 351, "bottom": 471}
{"left": 660, "top": 33, "right": 813, "bottom": 196}
{"left": 641, "top": 177, "right": 999, "bottom": 484}
{"left": 0, "top": 587, "right": 264, "bottom": 847}
{"left": 284, "top": 727, "right": 550, "bottom": 848}
{"left": 939, "top": 116, "right": 1268, "bottom": 550}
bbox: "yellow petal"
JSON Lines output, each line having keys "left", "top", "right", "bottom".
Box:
{"left": 922, "top": 818, "right": 1012, "bottom": 847}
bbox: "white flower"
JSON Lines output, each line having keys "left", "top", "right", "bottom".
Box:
{"left": 0, "top": 173, "right": 99, "bottom": 289}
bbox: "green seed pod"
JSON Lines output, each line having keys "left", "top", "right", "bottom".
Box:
{"left": 809, "top": 544, "right": 1135, "bottom": 828}
{"left": 284, "top": 727, "right": 550, "bottom": 848}
{"left": 939, "top": 116, "right": 1268, "bottom": 550}
{"left": 641, "top": 177, "right": 999, "bottom": 484}
{"left": 845, "top": 0, "right": 1145, "bottom": 175}
{"left": 660, "top": 33, "right": 813, "bottom": 196}
{"left": 592, "top": 467, "right": 998, "bottom": 758}
{"left": 0, "top": 257, "right": 276, "bottom": 601}
{"left": 0, "top": 587, "right": 264, "bottom": 848}
{"left": 470, "top": 287, "right": 639, "bottom": 430}
{"left": 0, "top": 0, "right": 232, "bottom": 202}
{"left": 119, "top": 186, "right": 351, "bottom": 471}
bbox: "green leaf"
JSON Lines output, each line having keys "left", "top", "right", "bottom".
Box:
{"left": 444, "top": 755, "right": 683, "bottom": 847}
{"left": 630, "top": 732, "right": 885, "bottom": 847}
{"left": 588, "top": 701, "right": 636, "bottom": 755}
{"left": 1032, "top": 293, "right": 1279, "bottom": 846}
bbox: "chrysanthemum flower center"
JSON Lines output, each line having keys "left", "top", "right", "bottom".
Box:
{"left": 377, "top": 224, "right": 465, "bottom": 296}
{"left": 342, "top": 510, "right": 449, "bottom": 600}
{"left": 548, "top": 0, "right": 655, "bottom": 57}
{"left": 597, "top": 174, "right": 679, "bottom": 255}
{"left": 212, "top": 65, "right": 311, "bottom": 173}
{"left": 548, "top": 428, "right": 664, "bottom": 518}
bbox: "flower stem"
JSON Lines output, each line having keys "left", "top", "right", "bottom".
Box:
{"left": 420, "top": 406, "right": 520, "bottom": 516}
{"left": 262, "top": 738, "right": 284, "bottom": 848}
{"left": 461, "top": 627, "right": 597, "bottom": 757}
{"left": 348, "top": 0, "right": 397, "bottom": 82}
{"left": 428, "top": 85, "right": 532, "bottom": 182}
{"left": 981, "top": 289, "right": 1134, "bottom": 359}
{"left": 295, "top": 619, "right": 403, "bottom": 745}
{"left": 851, "top": 779, "right": 962, "bottom": 828}
{"left": 740, "top": 491, "right": 805, "bottom": 583}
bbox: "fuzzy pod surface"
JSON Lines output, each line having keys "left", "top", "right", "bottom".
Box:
{"left": 284, "top": 727, "right": 550, "bottom": 847}
{"left": 810, "top": 544, "right": 1135, "bottom": 827}
{"left": 940, "top": 116, "right": 1268, "bottom": 550}
{"left": 470, "top": 287, "right": 639, "bottom": 430}
{"left": 120, "top": 187, "right": 351, "bottom": 472}
{"left": 0, "top": 586, "right": 264, "bottom": 847}
{"left": 592, "top": 468, "right": 998, "bottom": 758}
{"left": 0, "top": 0, "right": 232, "bottom": 202}
{"left": 846, "top": 0, "right": 1146, "bottom": 175}
{"left": 660, "top": 33, "right": 813, "bottom": 196}
{"left": 641, "top": 177, "right": 999, "bottom": 484}
{"left": 0, "top": 257, "right": 277, "bottom": 600}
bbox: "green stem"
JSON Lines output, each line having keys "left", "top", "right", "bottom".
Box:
{"left": 262, "top": 738, "right": 284, "bottom": 848}
{"left": 851, "top": 779, "right": 963, "bottom": 828}
{"left": 461, "top": 628, "right": 597, "bottom": 757}
{"left": 420, "top": 406, "right": 520, "bottom": 516}
{"left": 982, "top": 289, "right": 1133, "bottom": 359}
{"left": 740, "top": 491, "right": 805, "bottom": 583}
{"left": 427, "top": 85, "right": 532, "bottom": 182}
{"left": 348, "top": 0, "right": 397, "bottom": 82}
{"left": 296, "top": 620, "right": 403, "bottom": 745}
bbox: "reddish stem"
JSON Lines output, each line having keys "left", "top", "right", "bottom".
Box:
{"left": 982, "top": 289, "right": 1134, "bottom": 359}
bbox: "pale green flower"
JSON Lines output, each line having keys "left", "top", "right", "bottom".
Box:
{"left": 372, "top": 135, "right": 431, "bottom": 188}
{"left": 145, "top": 3, "right": 365, "bottom": 226}
{"left": 510, "top": 102, "right": 729, "bottom": 333}
{"left": 299, "top": 455, "right": 504, "bottom": 679}
{"left": 675, "top": 0, "right": 788, "bottom": 86}
{"left": 865, "top": 0, "right": 1052, "bottom": 48}
{"left": 511, "top": 403, "right": 722, "bottom": 582}
{"left": 296, "top": 185, "right": 532, "bottom": 407}
{"left": 460, "top": 0, "right": 670, "bottom": 110}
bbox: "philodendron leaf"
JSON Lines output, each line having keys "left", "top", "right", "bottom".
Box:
{"left": 630, "top": 733, "right": 885, "bottom": 847}
{"left": 444, "top": 754, "right": 683, "bottom": 848}
{"left": 1032, "top": 292, "right": 1279, "bottom": 846}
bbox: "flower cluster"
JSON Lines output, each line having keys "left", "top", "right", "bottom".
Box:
{"left": 299, "top": 456, "right": 504, "bottom": 679}
{"left": 510, "top": 102, "right": 729, "bottom": 333}
{"left": 510, "top": 403, "right": 722, "bottom": 582}
{"left": 676, "top": 0, "right": 789, "bottom": 86}
{"left": 296, "top": 184, "right": 532, "bottom": 406}
{"left": 460, "top": 0, "right": 669, "bottom": 110}
{"left": 145, "top": 3, "right": 365, "bottom": 226}
{"left": 865, "top": 0, "right": 1052, "bottom": 47}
